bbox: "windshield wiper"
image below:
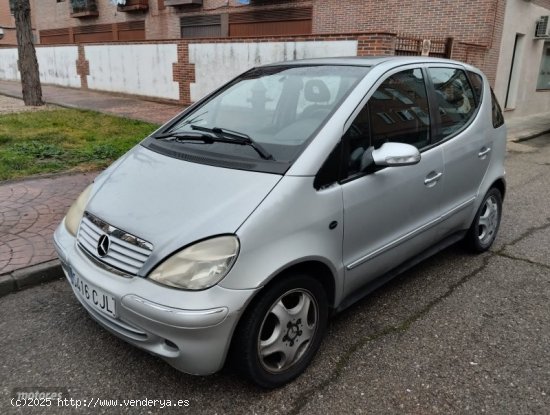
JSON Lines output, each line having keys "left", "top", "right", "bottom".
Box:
{"left": 190, "top": 125, "right": 274, "bottom": 160}
{"left": 152, "top": 131, "right": 215, "bottom": 143}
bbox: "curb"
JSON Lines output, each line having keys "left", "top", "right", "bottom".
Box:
{"left": 0, "top": 260, "right": 62, "bottom": 298}
{"left": 512, "top": 128, "right": 550, "bottom": 143}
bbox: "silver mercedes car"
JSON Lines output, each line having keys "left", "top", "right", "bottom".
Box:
{"left": 54, "top": 56, "right": 506, "bottom": 388}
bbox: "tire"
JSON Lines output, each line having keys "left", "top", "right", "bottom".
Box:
{"left": 465, "top": 187, "right": 502, "bottom": 252}
{"left": 230, "top": 274, "right": 328, "bottom": 388}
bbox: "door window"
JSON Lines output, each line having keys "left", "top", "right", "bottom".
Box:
{"left": 343, "top": 68, "right": 430, "bottom": 178}
{"left": 428, "top": 68, "right": 476, "bottom": 140}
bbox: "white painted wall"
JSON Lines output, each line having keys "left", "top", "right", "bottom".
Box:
{"left": 36, "top": 46, "right": 80, "bottom": 88}
{"left": 85, "top": 44, "right": 179, "bottom": 100}
{"left": 494, "top": 0, "right": 550, "bottom": 119}
{"left": 188, "top": 41, "right": 358, "bottom": 102}
{"left": 0, "top": 46, "right": 80, "bottom": 87}
{"left": 0, "top": 49, "right": 19, "bottom": 81}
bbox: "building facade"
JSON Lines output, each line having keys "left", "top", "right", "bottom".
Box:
{"left": 0, "top": 0, "right": 16, "bottom": 45}
{"left": 2, "top": 1, "right": 505, "bottom": 79}
{"left": 0, "top": 0, "right": 37, "bottom": 45}
{"left": 494, "top": 0, "right": 550, "bottom": 119}
{"left": 1, "top": 0, "right": 549, "bottom": 117}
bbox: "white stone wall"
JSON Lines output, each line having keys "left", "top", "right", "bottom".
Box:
{"left": 1, "top": 40, "right": 359, "bottom": 103}
{"left": 0, "top": 46, "right": 80, "bottom": 87}
{"left": 84, "top": 44, "right": 179, "bottom": 100}
{"left": 188, "top": 41, "right": 358, "bottom": 102}
{"left": 36, "top": 46, "right": 81, "bottom": 88}
{"left": 0, "top": 49, "right": 19, "bottom": 81}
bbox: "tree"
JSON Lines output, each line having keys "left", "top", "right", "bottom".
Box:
{"left": 13, "top": 0, "right": 43, "bottom": 106}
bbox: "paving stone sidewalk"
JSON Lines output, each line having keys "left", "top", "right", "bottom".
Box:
{"left": 0, "top": 80, "right": 182, "bottom": 124}
{"left": 0, "top": 173, "right": 95, "bottom": 276}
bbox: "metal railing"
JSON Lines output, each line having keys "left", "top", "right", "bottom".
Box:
{"left": 70, "top": 0, "right": 98, "bottom": 14}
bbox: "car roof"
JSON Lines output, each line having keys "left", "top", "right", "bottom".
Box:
{"left": 262, "top": 56, "right": 475, "bottom": 70}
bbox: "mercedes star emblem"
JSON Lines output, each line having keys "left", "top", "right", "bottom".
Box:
{"left": 97, "top": 234, "right": 111, "bottom": 257}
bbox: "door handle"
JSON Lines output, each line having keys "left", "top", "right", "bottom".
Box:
{"left": 424, "top": 171, "right": 443, "bottom": 186}
{"left": 478, "top": 147, "right": 491, "bottom": 158}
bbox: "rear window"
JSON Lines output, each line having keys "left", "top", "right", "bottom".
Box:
{"left": 491, "top": 88, "right": 505, "bottom": 128}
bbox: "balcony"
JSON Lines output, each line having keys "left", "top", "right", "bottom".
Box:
{"left": 70, "top": 0, "right": 99, "bottom": 18}
{"left": 164, "top": 0, "right": 203, "bottom": 7}
{"left": 117, "top": 0, "right": 149, "bottom": 13}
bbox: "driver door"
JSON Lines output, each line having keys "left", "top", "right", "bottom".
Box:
{"left": 341, "top": 67, "right": 445, "bottom": 298}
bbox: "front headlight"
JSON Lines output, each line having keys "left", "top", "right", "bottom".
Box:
{"left": 148, "top": 236, "right": 239, "bottom": 290}
{"left": 65, "top": 184, "right": 93, "bottom": 236}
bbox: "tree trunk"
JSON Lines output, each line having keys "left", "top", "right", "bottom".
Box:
{"left": 13, "top": 0, "right": 43, "bottom": 106}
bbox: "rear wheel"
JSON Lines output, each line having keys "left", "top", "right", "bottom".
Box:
{"left": 465, "top": 188, "right": 502, "bottom": 252}
{"left": 231, "top": 275, "right": 328, "bottom": 388}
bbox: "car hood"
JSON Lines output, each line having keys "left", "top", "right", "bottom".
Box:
{"left": 86, "top": 145, "right": 282, "bottom": 274}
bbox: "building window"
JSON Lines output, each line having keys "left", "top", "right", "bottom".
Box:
{"left": 536, "top": 42, "right": 550, "bottom": 90}
{"left": 181, "top": 15, "right": 223, "bottom": 38}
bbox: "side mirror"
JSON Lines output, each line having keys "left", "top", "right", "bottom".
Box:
{"left": 371, "top": 142, "right": 421, "bottom": 167}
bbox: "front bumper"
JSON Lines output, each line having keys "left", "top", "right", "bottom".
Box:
{"left": 53, "top": 221, "right": 258, "bottom": 375}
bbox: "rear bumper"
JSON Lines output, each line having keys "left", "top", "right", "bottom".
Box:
{"left": 53, "top": 221, "right": 258, "bottom": 375}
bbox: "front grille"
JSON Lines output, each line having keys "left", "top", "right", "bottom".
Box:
{"left": 77, "top": 212, "right": 153, "bottom": 276}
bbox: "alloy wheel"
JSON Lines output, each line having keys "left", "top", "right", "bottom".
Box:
{"left": 477, "top": 195, "right": 499, "bottom": 245}
{"left": 257, "top": 288, "right": 318, "bottom": 373}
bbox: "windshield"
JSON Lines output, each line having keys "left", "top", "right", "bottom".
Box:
{"left": 147, "top": 65, "right": 370, "bottom": 173}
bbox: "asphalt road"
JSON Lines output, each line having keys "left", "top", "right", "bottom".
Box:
{"left": 1, "top": 135, "right": 549, "bottom": 415}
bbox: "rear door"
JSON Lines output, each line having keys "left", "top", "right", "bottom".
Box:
{"left": 426, "top": 67, "right": 490, "bottom": 236}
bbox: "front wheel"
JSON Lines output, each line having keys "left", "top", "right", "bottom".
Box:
{"left": 231, "top": 275, "right": 328, "bottom": 388}
{"left": 465, "top": 188, "right": 502, "bottom": 252}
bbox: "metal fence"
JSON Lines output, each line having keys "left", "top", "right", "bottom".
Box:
{"left": 395, "top": 35, "right": 453, "bottom": 59}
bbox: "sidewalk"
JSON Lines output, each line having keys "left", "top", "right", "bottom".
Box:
{"left": 0, "top": 172, "right": 95, "bottom": 295}
{"left": 0, "top": 80, "right": 182, "bottom": 125}
{"left": 506, "top": 112, "right": 550, "bottom": 142}
{"left": 0, "top": 82, "right": 549, "bottom": 297}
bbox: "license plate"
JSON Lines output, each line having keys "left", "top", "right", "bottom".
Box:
{"left": 70, "top": 273, "right": 117, "bottom": 318}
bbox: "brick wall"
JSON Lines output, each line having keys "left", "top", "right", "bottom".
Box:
{"left": 0, "top": 0, "right": 17, "bottom": 46}
{"left": 448, "top": 0, "right": 506, "bottom": 85}
{"left": 314, "top": 0, "right": 501, "bottom": 43}
{"left": 357, "top": 34, "right": 396, "bottom": 57}
{"left": 32, "top": 0, "right": 150, "bottom": 31}
{"left": 0, "top": 0, "right": 38, "bottom": 46}
{"left": 30, "top": 0, "right": 314, "bottom": 41}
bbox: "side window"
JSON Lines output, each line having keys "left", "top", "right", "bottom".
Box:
{"left": 369, "top": 69, "right": 430, "bottom": 150}
{"left": 428, "top": 68, "right": 476, "bottom": 140}
{"left": 342, "top": 68, "right": 430, "bottom": 178}
{"left": 491, "top": 88, "right": 505, "bottom": 128}
{"left": 467, "top": 71, "right": 484, "bottom": 106}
